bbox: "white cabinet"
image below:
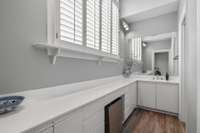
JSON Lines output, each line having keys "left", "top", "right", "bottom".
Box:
{"left": 54, "top": 97, "right": 106, "bottom": 133}
{"left": 30, "top": 80, "right": 179, "bottom": 133}
{"left": 156, "top": 83, "right": 179, "bottom": 113}
{"left": 54, "top": 109, "right": 83, "bottom": 133}
{"left": 27, "top": 80, "right": 179, "bottom": 133}
{"left": 138, "top": 81, "right": 179, "bottom": 113}
{"left": 124, "top": 82, "right": 137, "bottom": 120}
{"left": 138, "top": 82, "right": 156, "bottom": 108}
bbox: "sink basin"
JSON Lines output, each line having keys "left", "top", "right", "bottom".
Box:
{"left": 152, "top": 76, "right": 165, "bottom": 80}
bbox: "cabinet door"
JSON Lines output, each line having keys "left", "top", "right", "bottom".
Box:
{"left": 138, "top": 82, "right": 156, "bottom": 108}
{"left": 82, "top": 98, "right": 105, "bottom": 133}
{"left": 124, "top": 82, "right": 138, "bottom": 120}
{"left": 156, "top": 83, "right": 179, "bottom": 113}
{"left": 124, "top": 85, "right": 131, "bottom": 120}
{"left": 54, "top": 109, "right": 83, "bottom": 133}
{"left": 129, "top": 82, "right": 137, "bottom": 110}
{"left": 83, "top": 110, "right": 105, "bottom": 133}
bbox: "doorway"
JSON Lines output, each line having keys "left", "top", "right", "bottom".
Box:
{"left": 154, "top": 52, "right": 169, "bottom": 75}
{"left": 152, "top": 50, "right": 170, "bottom": 75}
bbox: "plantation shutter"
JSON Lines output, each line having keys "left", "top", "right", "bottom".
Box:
{"left": 101, "top": 0, "right": 112, "bottom": 53}
{"left": 111, "top": 2, "right": 119, "bottom": 55}
{"left": 86, "top": 0, "right": 100, "bottom": 50}
{"left": 59, "top": 0, "right": 83, "bottom": 45}
{"left": 130, "top": 37, "right": 142, "bottom": 61}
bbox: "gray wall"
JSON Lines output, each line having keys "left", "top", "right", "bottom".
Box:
{"left": 0, "top": 0, "right": 124, "bottom": 94}
{"left": 129, "top": 12, "right": 178, "bottom": 37}
{"left": 125, "top": 12, "right": 178, "bottom": 59}
{"left": 142, "top": 40, "right": 171, "bottom": 71}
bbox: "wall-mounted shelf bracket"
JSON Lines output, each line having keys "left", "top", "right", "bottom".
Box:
{"left": 47, "top": 48, "right": 60, "bottom": 64}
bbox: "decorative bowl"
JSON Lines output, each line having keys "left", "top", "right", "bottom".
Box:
{"left": 0, "top": 96, "right": 25, "bottom": 114}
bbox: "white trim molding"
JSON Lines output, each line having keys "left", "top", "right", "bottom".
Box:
{"left": 178, "top": 2, "right": 187, "bottom": 123}
{"left": 33, "top": 43, "right": 123, "bottom": 64}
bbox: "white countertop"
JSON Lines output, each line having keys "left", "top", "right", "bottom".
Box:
{"left": 0, "top": 75, "right": 179, "bottom": 133}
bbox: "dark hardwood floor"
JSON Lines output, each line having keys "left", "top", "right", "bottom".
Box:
{"left": 123, "top": 109, "right": 185, "bottom": 133}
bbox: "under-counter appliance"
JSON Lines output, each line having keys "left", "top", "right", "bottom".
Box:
{"left": 105, "top": 97, "right": 123, "bottom": 133}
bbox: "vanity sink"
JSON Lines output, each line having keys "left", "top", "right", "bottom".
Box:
{"left": 152, "top": 76, "right": 165, "bottom": 80}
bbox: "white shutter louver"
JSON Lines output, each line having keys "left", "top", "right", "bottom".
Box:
{"left": 86, "top": 0, "right": 100, "bottom": 50}
{"left": 101, "top": 0, "right": 112, "bottom": 53}
{"left": 59, "top": 0, "right": 83, "bottom": 45}
{"left": 111, "top": 2, "right": 119, "bottom": 55}
{"left": 130, "top": 37, "right": 142, "bottom": 61}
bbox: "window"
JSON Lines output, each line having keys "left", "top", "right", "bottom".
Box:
{"left": 59, "top": 0, "right": 83, "bottom": 45}
{"left": 86, "top": 0, "right": 100, "bottom": 50}
{"left": 56, "top": 0, "right": 119, "bottom": 56}
{"left": 130, "top": 37, "right": 142, "bottom": 61}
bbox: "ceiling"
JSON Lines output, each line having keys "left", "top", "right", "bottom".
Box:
{"left": 120, "top": 0, "right": 179, "bottom": 23}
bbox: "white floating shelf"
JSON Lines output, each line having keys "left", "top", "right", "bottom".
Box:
{"left": 33, "top": 43, "right": 123, "bottom": 64}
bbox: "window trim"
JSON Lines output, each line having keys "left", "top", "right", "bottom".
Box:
{"left": 34, "top": 0, "right": 122, "bottom": 64}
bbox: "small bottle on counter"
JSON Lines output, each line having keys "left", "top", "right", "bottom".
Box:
{"left": 165, "top": 72, "right": 169, "bottom": 80}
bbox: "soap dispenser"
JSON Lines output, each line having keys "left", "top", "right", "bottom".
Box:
{"left": 165, "top": 72, "right": 169, "bottom": 80}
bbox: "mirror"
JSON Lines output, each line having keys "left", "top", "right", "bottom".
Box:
{"left": 124, "top": 32, "right": 178, "bottom": 76}
{"left": 120, "top": 3, "right": 179, "bottom": 76}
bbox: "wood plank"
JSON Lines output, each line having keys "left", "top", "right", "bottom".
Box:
{"left": 123, "top": 109, "right": 185, "bottom": 133}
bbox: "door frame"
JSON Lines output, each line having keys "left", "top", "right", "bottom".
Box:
{"left": 152, "top": 49, "right": 171, "bottom": 75}
{"left": 178, "top": 0, "right": 187, "bottom": 123}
